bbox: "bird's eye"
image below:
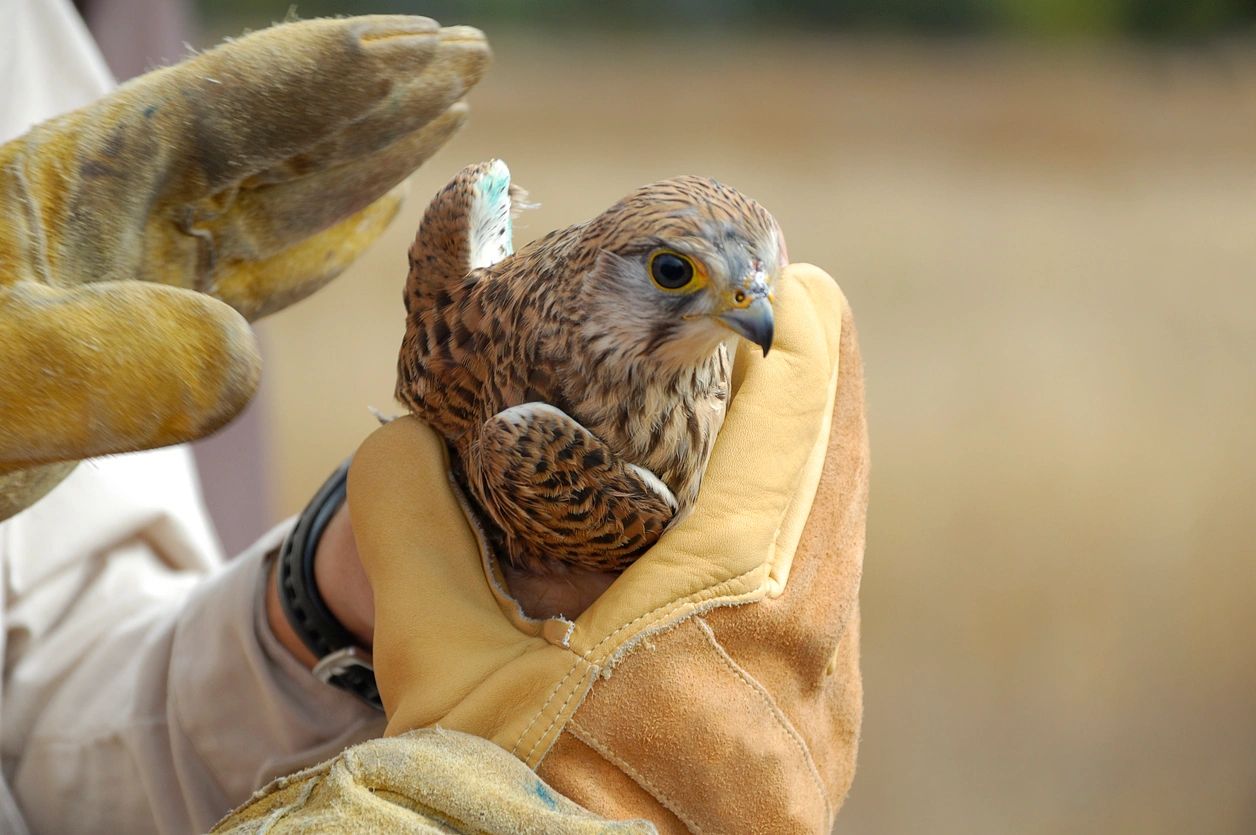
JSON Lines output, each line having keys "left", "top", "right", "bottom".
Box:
{"left": 649, "top": 251, "right": 698, "bottom": 291}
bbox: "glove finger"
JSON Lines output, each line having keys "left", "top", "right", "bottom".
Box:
{"left": 153, "top": 16, "right": 459, "bottom": 198}
{"left": 206, "top": 182, "right": 403, "bottom": 321}
{"left": 241, "top": 26, "right": 488, "bottom": 186}
{"left": 0, "top": 282, "right": 259, "bottom": 467}
{"left": 702, "top": 291, "right": 867, "bottom": 684}
{"left": 760, "top": 287, "right": 867, "bottom": 596}
{"left": 202, "top": 103, "right": 468, "bottom": 281}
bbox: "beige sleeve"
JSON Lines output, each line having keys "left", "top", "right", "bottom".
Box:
{"left": 0, "top": 449, "right": 383, "bottom": 834}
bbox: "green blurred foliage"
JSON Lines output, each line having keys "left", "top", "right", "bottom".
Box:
{"left": 200, "top": 0, "right": 1256, "bottom": 38}
{"left": 986, "top": 0, "right": 1256, "bottom": 35}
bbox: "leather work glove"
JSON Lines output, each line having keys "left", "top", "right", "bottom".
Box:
{"left": 212, "top": 729, "right": 654, "bottom": 834}
{"left": 216, "top": 264, "right": 867, "bottom": 833}
{"left": 0, "top": 16, "right": 489, "bottom": 520}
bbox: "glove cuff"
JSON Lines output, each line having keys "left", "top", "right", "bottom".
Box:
{"left": 277, "top": 459, "right": 382, "bottom": 710}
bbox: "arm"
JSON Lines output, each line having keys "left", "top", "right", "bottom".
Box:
{"left": 0, "top": 12, "right": 489, "bottom": 832}
{"left": 211, "top": 263, "right": 866, "bottom": 834}
{"left": 1, "top": 449, "right": 382, "bottom": 834}
{"left": 266, "top": 504, "right": 373, "bottom": 671}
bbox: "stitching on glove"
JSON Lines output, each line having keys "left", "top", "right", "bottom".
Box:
{"left": 177, "top": 205, "right": 219, "bottom": 285}
{"left": 693, "top": 616, "right": 832, "bottom": 823}
{"left": 516, "top": 661, "right": 598, "bottom": 762}
{"left": 515, "top": 563, "right": 764, "bottom": 763}
{"left": 256, "top": 773, "right": 318, "bottom": 831}
{"left": 567, "top": 718, "right": 705, "bottom": 835}
{"left": 340, "top": 745, "right": 477, "bottom": 831}
{"left": 514, "top": 568, "right": 758, "bottom": 760}
{"left": 517, "top": 572, "right": 765, "bottom": 763}
{"left": 12, "top": 150, "right": 50, "bottom": 284}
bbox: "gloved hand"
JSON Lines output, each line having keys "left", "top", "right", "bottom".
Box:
{"left": 0, "top": 16, "right": 489, "bottom": 520}
{"left": 223, "top": 263, "right": 867, "bottom": 832}
{"left": 212, "top": 729, "right": 655, "bottom": 834}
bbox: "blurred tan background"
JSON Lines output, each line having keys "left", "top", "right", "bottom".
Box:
{"left": 92, "top": 1, "right": 1256, "bottom": 831}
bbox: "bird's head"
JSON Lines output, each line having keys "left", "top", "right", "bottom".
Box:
{"left": 578, "top": 176, "right": 787, "bottom": 369}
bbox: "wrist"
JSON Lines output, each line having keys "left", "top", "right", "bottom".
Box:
{"left": 266, "top": 501, "right": 376, "bottom": 669}
{"left": 267, "top": 555, "right": 319, "bottom": 669}
{"left": 267, "top": 459, "right": 382, "bottom": 709}
{"left": 311, "top": 503, "right": 374, "bottom": 649}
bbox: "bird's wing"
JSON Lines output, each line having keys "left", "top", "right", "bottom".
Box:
{"left": 398, "top": 159, "right": 529, "bottom": 430}
{"left": 467, "top": 403, "right": 678, "bottom": 573}
{"left": 406, "top": 159, "right": 521, "bottom": 298}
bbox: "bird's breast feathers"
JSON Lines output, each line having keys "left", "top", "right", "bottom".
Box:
{"left": 397, "top": 160, "right": 779, "bottom": 571}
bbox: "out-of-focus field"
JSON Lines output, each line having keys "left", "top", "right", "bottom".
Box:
{"left": 254, "top": 35, "right": 1256, "bottom": 834}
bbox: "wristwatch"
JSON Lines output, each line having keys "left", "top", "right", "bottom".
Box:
{"left": 276, "top": 459, "right": 383, "bottom": 710}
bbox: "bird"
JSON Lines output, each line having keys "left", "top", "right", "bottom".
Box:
{"left": 396, "top": 159, "right": 785, "bottom": 575}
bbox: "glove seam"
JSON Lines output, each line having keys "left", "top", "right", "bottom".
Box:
{"left": 517, "top": 661, "right": 598, "bottom": 764}
{"left": 693, "top": 616, "right": 833, "bottom": 824}
{"left": 212, "top": 753, "right": 336, "bottom": 830}
{"left": 12, "top": 147, "right": 51, "bottom": 284}
{"left": 567, "top": 718, "right": 705, "bottom": 835}
{"left": 338, "top": 747, "right": 476, "bottom": 831}
{"left": 513, "top": 562, "right": 764, "bottom": 764}
{"left": 253, "top": 775, "right": 318, "bottom": 832}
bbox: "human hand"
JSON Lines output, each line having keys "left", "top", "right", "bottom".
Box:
{"left": 343, "top": 263, "right": 866, "bottom": 832}
{"left": 265, "top": 490, "right": 620, "bottom": 671}
{"left": 0, "top": 16, "right": 489, "bottom": 520}
{"left": 266, "top": 503, "right": 374, "bottom": 671}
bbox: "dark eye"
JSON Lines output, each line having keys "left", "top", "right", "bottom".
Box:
{"left": 649, "top": 251, "right": 697, "bottom": 290}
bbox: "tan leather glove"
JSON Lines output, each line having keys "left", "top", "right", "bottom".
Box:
{"left": 337, "top": 263, "right": 864, "bottom": 832}
{"left": 0, "top": 16, "right": 489, "bottom": 520}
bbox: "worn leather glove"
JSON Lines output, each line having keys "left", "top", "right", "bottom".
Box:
{"left": 0, "top": 16, "right": 489, "bottom": 520}
{"left": 212, "top": 729, "right": 654, "bottom": 834}
{"left": 219, "top": 264, "right": 866, "bottom": 832}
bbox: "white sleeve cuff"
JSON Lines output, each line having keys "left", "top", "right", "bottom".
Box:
{"left": 169, "top": 522, "right": 384, "bottom": 813}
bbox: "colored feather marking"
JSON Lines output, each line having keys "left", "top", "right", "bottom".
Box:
{"left": 469, "top": 159, "right": 514, "bottom": 270}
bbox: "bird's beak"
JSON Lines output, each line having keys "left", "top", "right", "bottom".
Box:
{"left": 716, "top": 294, "right": 774, "bottom": 356}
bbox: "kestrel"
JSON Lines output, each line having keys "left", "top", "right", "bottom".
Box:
{"left": 396, "top": 160, "right": 785, "bottom": 573}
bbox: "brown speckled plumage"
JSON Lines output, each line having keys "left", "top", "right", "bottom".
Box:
{"left": 397, "top": 160, "right": 785, "bottom": 572}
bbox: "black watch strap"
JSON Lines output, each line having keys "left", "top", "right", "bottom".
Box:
{"left": 277, "top": 459, "right": 382, "bottom": 711}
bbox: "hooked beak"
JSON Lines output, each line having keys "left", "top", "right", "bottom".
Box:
{"left": 717, "top": 295, "right": 774, "bottom": 356}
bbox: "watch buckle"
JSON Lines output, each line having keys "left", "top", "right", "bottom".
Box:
{"left": 311, "top": 646, "right": 375, "bottom": 685}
